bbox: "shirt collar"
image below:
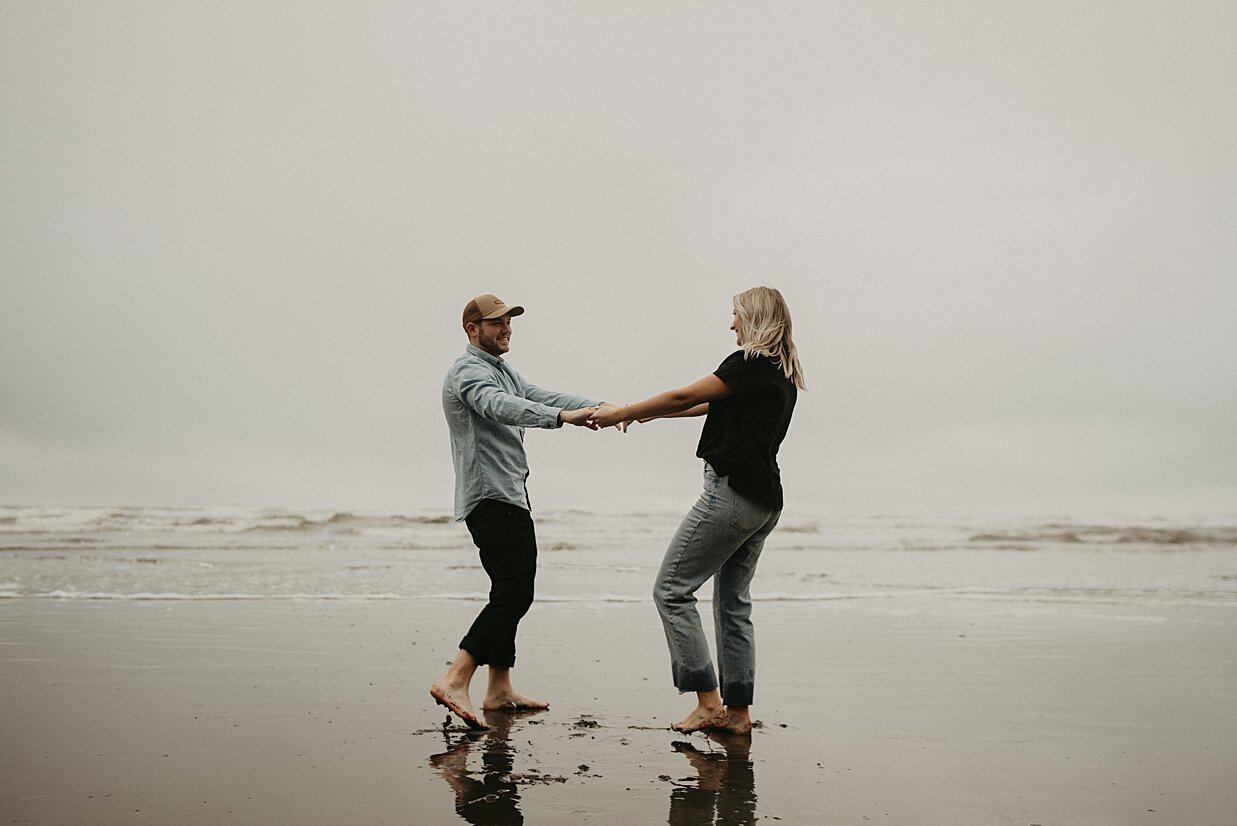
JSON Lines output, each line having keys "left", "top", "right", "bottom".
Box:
{"left": 465, "top": 343, "right": 503, "bottom": 368}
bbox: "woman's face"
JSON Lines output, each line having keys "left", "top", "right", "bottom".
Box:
{"left": 730, "top": 309, "right": 743, "bottom": 345}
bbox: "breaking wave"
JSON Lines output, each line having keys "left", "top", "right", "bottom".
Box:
{"left": 969, "top": 525, "right": 1237, "bottom": 547}
{"left": 0, "top": 506, "right": 455, "bottom": 535}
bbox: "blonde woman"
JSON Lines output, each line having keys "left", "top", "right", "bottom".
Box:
{"left": 591, "top": 286, "right": 804, "bottom": 734}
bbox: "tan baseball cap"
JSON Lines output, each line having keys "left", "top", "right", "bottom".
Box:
{"left": 462, "top": 294, "right": 525, "bottom": 328}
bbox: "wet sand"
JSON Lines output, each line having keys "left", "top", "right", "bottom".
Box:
{"left": 2, "top": 596, "right": 1235, "bottom": 824}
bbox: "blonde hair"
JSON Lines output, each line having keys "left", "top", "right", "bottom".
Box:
{"left": 733, "top": 286, "right": 806, "bottom": 390}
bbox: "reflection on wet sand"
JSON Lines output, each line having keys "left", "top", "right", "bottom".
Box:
{"left": 668, "top": 732, "right": 757, "bottom": 826}
{"left": 429, "top": 712, "right": 538, "bottom": 826}
{"left": 428, "top": 712, "right": 758, "bottom": 826}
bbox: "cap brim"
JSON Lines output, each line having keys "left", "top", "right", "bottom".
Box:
{"left": 481, "top": 305, "right": 525, "bottom": 319}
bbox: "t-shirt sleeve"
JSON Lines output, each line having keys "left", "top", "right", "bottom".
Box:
{"left": 713, "top": 350, "right": 770, "bottom": 394}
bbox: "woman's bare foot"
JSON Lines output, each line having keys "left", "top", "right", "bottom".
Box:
{"left": 711, "top": 705, "right": 753, "bottom": 735}
{"left": 671, "top": 704, "right": 729, "bottom": 733}
{"left": 430, "top": 681, "right": 487, "bottom": 730}
{"left": 482, "top": 690, "right": 549, "bottom": 713}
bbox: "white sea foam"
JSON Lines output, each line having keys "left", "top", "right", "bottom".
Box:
{"left": 2, "top": 506, "right": 1235, "bottom": 605}
{"left": 34, "top": 590, "right": 412, "bottom": 601}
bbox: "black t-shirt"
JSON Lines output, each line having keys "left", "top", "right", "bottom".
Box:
{"left": 696, "top": 350, "right": 797, "bottom": 510}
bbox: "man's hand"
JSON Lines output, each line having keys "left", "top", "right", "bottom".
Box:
{"left": 590, "top": 402, "right": 629, "bottom": 431}
{"left": 559, "top": 406, "right": 599, "bottom": 429}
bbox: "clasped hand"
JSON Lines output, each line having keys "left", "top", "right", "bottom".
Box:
{"left": 590, "top": 402, "right": 628, "bottom": 430}
{"left": 560, "top": 403, "right": 629, "bottom": 432}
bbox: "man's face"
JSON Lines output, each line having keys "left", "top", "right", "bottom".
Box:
{"left": 471, "top": 315, "right": 513, "bottom": 357}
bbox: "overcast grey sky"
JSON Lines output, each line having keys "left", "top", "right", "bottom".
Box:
{"left": 2, "top": 2, "right": 1234, "bottom": 516}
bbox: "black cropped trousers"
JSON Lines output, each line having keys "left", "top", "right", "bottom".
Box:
{"left": 459, "top": 499, "right": 538, "bottom": 668}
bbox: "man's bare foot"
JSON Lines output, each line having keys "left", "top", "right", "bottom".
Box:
{"left": 430, "top": 682, "right": 487, "bottom": 730}
{"left": 671, "top": 705, "right": 729, "bottom": 734}
{"left": 482, "top": 690, "right": 549, "bottom": 713}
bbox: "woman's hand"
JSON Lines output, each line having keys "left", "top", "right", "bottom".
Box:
{"left": 590, "top": 402, "right": 628, "bottom": 430}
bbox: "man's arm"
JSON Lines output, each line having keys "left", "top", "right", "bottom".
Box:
{"left": 452, "top": 365, "right": 564, "bottom": 429}
{"left": 523, "top": 380, "right": 598, "bottom": 413}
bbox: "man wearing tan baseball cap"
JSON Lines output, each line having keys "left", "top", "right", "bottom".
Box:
{"left": 431, "top": 293, "right": 601, "bottom": 730}
{"left": 460, "top": 293, "right": 525, "bottom": 328}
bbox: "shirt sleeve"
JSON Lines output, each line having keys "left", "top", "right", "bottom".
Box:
{"left": 449, "top": 361, "right": 563, "bottom": 429}
{"left": 713, "top": 350, "right": 769, "bottom": 394}
{"left": 522, "top": 381, "right": 598, "bottom": 413}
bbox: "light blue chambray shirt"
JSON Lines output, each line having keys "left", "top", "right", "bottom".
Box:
{"left": 443, "top": 344, "right": 598, "bottom": 521}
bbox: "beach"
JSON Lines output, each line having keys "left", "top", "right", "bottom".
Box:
{"left": 3, "top": 507, "right": 1237, "bottom": 824}
{"left": 4, "top": 595, "right": 1236, "bottom": 824}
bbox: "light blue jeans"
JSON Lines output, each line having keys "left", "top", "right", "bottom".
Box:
{"left": 653, "top": 463, "right": 781, "bottom": 706}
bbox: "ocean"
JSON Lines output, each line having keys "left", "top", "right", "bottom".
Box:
{"left": 3, "top": 505, "right": 1235, "bottom": 607}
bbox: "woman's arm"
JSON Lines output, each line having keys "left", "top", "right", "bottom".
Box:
{"left": 639, "top": 402, "right": 709, "bottom": 422}
{"left": 591, "top": 375, "right": 730, "bottom": 428}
